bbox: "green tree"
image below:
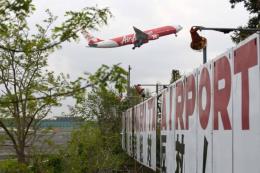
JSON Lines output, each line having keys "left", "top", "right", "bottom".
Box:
{"left": 65, "top": 64, "right": 131, "bottom": 172}
{"left": 63, "top": 119, "right": 127, "bottom": 173}
{"left": 127, "top": 86, "right": 144, "bottom": 106}
{"left": 70, "top": 64, "right": 129, "bottom": 130}
{"left": 0, "top": 159, "right": 30, "bottom": 173}
{"left": 170, "top": 69, "right": 181, "bottom": 83}
{"left": 0, "top": 0, "right": 111, "bottom": 164}
{"left": 229, "top": 0, "right": 260, "bottom": 43}
{"left": 89, "top": 64, "right": 128, "bottom": 94}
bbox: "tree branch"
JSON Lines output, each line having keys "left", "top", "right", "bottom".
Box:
{"left": 0, "top": 83, "right": 93, "bottom": 104}
{"left": 0, "top": 120, "right": 18, "bottom": 151}
{"left": 0, "top": 27, "right": 82, "bottom": 53}
{"left": 24, "top": 103, "right": 50, "bottom": 139}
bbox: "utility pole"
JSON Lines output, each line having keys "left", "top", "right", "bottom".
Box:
{"left": 203, "top": 47, "right": 207, "bottom": 64}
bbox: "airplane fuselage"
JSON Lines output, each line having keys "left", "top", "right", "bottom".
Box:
{"left": 88, "top": 25, "right": 182, "bottom": 48}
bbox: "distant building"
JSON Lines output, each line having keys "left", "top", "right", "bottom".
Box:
{"left": 0, "top": 117, "right": 84, "bottom": 160}
{"left": 39, "top": 116, "right": 83, "bottom": 129}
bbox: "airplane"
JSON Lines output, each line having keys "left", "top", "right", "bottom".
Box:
{"left": 81, "top": 25, "right": 182, "bottom": 49}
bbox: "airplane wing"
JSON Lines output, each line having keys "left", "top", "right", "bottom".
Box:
{"left": 133, "top": 26, "right": 149, "bottom": 41}
{"left": 132, "top": 26, "right": 149, "bottom": 49}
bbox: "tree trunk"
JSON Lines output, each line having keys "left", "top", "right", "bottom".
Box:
{"left": 17, "top": 146, "right": 27, "bottom": 164}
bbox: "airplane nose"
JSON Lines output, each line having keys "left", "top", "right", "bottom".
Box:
{"left": 175, "top": 25, "right": 183, "bottom": 32}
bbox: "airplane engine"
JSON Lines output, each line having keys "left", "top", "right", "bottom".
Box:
{"left": 149, "top": 34, "right": 159, "bottom": 40}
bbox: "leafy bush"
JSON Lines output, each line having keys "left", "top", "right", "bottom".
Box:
{"left": 27, "top": 153, "right": 65, "bottom": 173}
{"left": 59, "top": 122, "right": 127, "bottom": 173}
{"left": 0, "top": 160, "right": 30, "bottom": 173}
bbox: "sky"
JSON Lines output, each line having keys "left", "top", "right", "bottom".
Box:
{"left": 30, "top": 0, "right": 250, "bottom": 116}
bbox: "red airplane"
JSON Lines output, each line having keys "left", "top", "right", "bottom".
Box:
{"left": 82, "top": 25, "right": 182, "bottom": 49}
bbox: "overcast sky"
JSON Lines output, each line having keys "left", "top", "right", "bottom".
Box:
{"left": 30, "top": 0, "right": 250, "bottom": 116}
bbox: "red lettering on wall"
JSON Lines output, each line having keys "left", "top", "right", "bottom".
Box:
{"left": 148, "top": 100, "right": 151, "bottom": 131}
{"left": 199, "top": 67, "right": 211, "bottom": 129}
{"left": 234, "top": 39, "right": 258, "bottom": 130}
{"left": 134, "top": 108, "right": 139, "bottom": 132}
{"left": 143, "top": 104, "right": 146, "bottom": 131}
{"left": 131, "top": 110, "right": 133, "bottom": 131}
{"left": 185, "top": 74, "right": 196, "bottom": 130}
{"left": 128, "top": 110, "right": 130, "bottom": 132}
{"left": 133, "top": 107, "right": 135, "bottom": 131}
{"left": 139, "top": 104, "right": 146, "bottom": 132}
{"left": 151, "top": 98, "right": 157, "bottom": 131}
{"left": 161, "top": 92, "right": 167, "bottom": 130}
{"left": 169, "top": 87, "right": 173, "bottom": 130}
{"left": 175, "top": 81, "right": 185, "bottom": 130}
{"left": 214, "top": 56, "right": 232, "bottom": 130}
{"left": 139, "top": 106, "right": 142, "bottom": 132}
{"left": 148, "top": 98, "right": 156, "bottom": 131}
{"left": 125, "top": 112, "right": 127, "bottom": 132}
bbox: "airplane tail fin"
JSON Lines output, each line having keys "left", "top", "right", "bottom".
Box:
{"left": 81, "top": 30, "right": 103, "bottom": 44}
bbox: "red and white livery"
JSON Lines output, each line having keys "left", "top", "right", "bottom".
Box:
{"left": 82, "top": 25, "right": 182, "bottom": 49}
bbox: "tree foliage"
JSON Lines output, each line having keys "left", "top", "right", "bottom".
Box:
{"left": 70, "top": 64, "right": 129, "bottom": 128}
{"left": 0, "top": 0, "right": 112, "bottom": 163}
{"left": 88, "top": 64, "right": 128, "bottom": 94}
{"left": 229, "top": 0, "right": 260, "bottom": 43}
{"left": 65, "top": 64, "right": 132, "bottom": 172}
{"left": 0, "top": 159, "right": 30, "bottom": 173}
{"left": 61, "top": 122, "right": 127, "bottom": 173}
{"left": 170, "top": 69, "right": 181, "bottom": 84}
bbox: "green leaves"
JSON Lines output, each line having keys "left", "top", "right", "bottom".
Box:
{"left": 229, "top": 0, "right": 260, "bottom": 43}
{"left": 69, "top": 79, "right": 86, "bottom": 104}
{"left": 0, "top": 23, "right": 8, "bottom": 37}
{"left": 52, "top": 6, "right": 112, "bottom": 43}
{"left": 0, "top": 159, "right": 30, "bottom": 173}
{"left": 230, "top": 0, "right": 260, "bottom": 13}
{"left": 62, "top": 122, "right": 127, "bottom": 173}
{"left": 0, "top": 1, "right": 112, "bottom": 164}
{"left": 0, "top": 2, "right": 112, "bottom": 53}
{"left": 70, "top": 64, "right": 129, "bottom": 124}
{"left": 89, "top": 64, "right": 128, "bottom": 94}
{"left": 0, "top": 0, "right": 35, "bottom": 24}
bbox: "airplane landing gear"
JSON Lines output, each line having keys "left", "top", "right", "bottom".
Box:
{"left": 132, "top": 41, "right": 143, "bottom": 50}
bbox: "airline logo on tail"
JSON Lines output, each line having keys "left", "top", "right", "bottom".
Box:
{"left": 81, "top": 30, "right": 103, "bottom": 46}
